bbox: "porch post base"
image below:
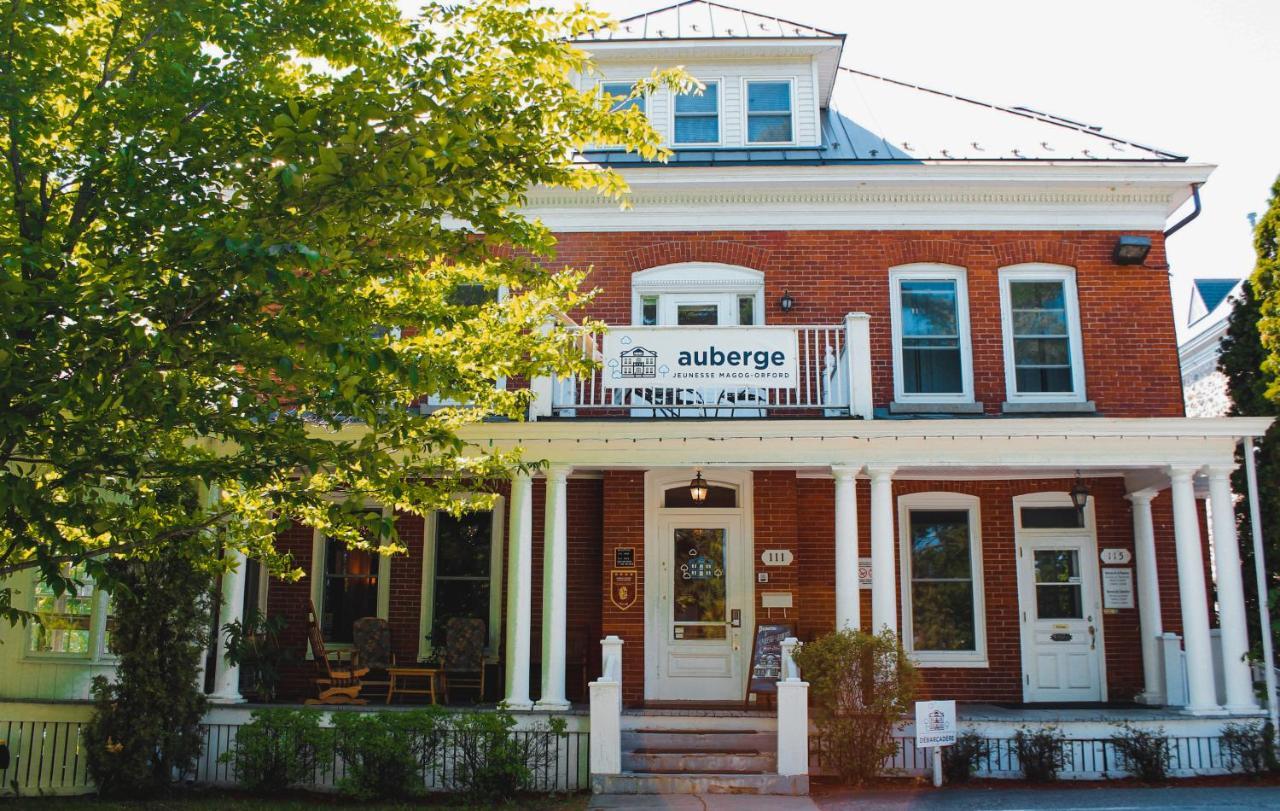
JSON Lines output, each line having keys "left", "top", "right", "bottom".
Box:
{"left": 206, "top": 690, "right": 245, "bottom": 704}
{"left": 503, "top": 699, "right": 534, "bottom": 711}
{"left": 1223, "top": 703, "right": 1263, "bottom": 715}
{"left": 533, "top": 699, "right": 572, "bottom": 712}
{"left": 1180, "top": 705, "right": 1230, "bottom": 717}
{"left": 1134, "top": 691, "right": 1166, "bottom": 706}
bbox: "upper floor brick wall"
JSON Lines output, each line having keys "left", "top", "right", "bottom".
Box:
{"left": 546, "top": 229, "right": 1183, "bottom": 418}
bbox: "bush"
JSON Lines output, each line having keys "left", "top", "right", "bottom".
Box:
{"left": 332, "top": 707, "right": 447, "bottom": 799}
{"left": 942, "top": 730, "right": 989, "bottom": 784}
{"left": 1014, "top": 726, "right": 1069, "bottom": 782}
{"left": 84, "top": 554, "right": 211, "bottom": 797}
{"left": 219, "top": 708, "right": 330, "bottom": 791}
{"left": 1221, "top": 721, "right": 1279, "bottom": 776}
{"left": 450, "top": 707, "right": 567, "bottom": 800}
{"left": 221, "top": 609, "right": 289, "bottom": 703}
{"left": 1109, "top": 723, "right": 1170, "bottom": 782}
{"left": 792, "top": 629, "right": 918, "bottom": 785}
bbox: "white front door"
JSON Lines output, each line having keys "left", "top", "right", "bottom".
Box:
{"left": 648, "top": 514, "right": 751, "bottom": 700}
{"left": 1018, "top": 538, "right": 1105, "bottom": 702}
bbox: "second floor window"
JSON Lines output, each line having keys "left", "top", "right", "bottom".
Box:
{"left": 889, "top": 265, "right": 973, "bottom": 403}
{"left": 602, "top": 81, "right": 644, "bottom": 114}
{"left": 1000, "top": 265, "right": 1086, "bottom": 403}
{"left": 674, "top": 81, "right": 719, "bottom": 144}
{"left": 746, "top": 81, "right": 792, "bottom": 143}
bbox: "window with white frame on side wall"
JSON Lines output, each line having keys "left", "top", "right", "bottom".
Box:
{"left": 998, "top": 264, "right": 1088, "bottom": 406}
{"left": 672, "top": 79, "right": 721, "bottom": 145}
{"left": 417, "top": 498, "right": 505, "bottom": 661}
{"left": 25, "top": 562, "right": 116, "bottom": 661}
{"left": 743, "top": 79, "right": 794, "bottom": 144}
{"left": 888, "top": 264, "right": 974, "bottom": 406}
{"left": 309, "top": 507, "right": 392, "bottom": 646}
{"left": 897, "top": 492, "right": 988, "bottom": 667}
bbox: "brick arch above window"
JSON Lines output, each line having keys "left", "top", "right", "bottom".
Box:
{"left": 993, "top": 240, "right": 1079, "bottom": 268}
{"left": 881, "top": 239, "right": 974, "bottom": 268}
{"left": 623, "top": 240, "right": 771, "bottom": 274}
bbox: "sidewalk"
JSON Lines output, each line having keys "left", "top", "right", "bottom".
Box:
{"left": 588, "top": 796, "right": 820, "bottom": 810}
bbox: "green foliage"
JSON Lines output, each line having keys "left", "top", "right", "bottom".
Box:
{"left": 0, "top": 0, "right": 690, "bottom": 618}
{"left": 332, "top": 707, "right": 447, "bottom": 799}
{"left": 222, "top": 609, "right": 290, "bottom": 702}
{"left": 792, "top": 629, "right": 918, "bottom": 785}
{"left": 1013, "top": 725, "right": 1069, "bottom": 782}
{"left": 941, "top": 730, "right": 989, "bottom": 783}
{"left": 83, "top": 553, "right": 211, "bottom": 797}
{"left": 1220, "top": 720, "right": 1279, "bottom": 776}
{"left": 1109, "top": 723, "right": 1170, "bottom": 782}
{"left": 449, "top": 707, "right": 567, "bottom": 800}
{"left": 219, "top": 708, "right": 330, "bottom": 791}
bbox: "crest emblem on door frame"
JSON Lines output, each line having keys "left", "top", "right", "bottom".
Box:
{"left": 610, "top": 569, "right": 637, "bottom": 611}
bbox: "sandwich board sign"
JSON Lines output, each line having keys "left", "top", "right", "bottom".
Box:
{"left": 915, "top": 700, "right": 956, "bottom": 748}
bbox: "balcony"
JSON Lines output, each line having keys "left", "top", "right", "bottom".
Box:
{"left": 530, "top": 314, "right": 872, "bottom": 420}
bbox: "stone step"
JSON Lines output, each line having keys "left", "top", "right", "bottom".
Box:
{"left": 592, "top": 771, "right": 809, "bottom": 796}
{"left": 622, "top": 730, "right": 775, "bottom": 752}
{"left": 623, "top": 750, "right": 777, "bottom": 774}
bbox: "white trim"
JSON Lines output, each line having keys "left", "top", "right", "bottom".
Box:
{"left": 888, "top": 264, "right": 974, "bottom": 405}
{"left": 416, "top": 496, "right": 506, "bottom": 662}
{"left": 897, "top": 491, "right": 988, "bottom": 667}
{"left": 309, "top": 506, "right": 393, "bottom": 650}
{"left": 999, "top": 264, "right": 1087, "bottom": 404}
{"left": 741, "top": 77, "right": 796, "bottom": 146}
{"left": 670, "top": 77, "right": 723, "bottom": 147}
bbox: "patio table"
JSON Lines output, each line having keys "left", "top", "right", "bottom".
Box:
{"left": 385, "top": 666, "right": 445, "bottom": 705}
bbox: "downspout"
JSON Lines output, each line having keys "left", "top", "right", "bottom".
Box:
{"left": 1164, "top": 183, "right": 1203, "bottom": 238}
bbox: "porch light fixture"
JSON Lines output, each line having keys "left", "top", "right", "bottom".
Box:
{"left": 689, "top": 470, "right": 709, "bottom": 505}
{"left": 1112, "top": 235, "right": 1152, "bottom": 265}
{"left": 779, "top": 290, "right": 795, "bottom": 312}
{"left": 1070, "top": 470, "right": 1091, "bottom": 526}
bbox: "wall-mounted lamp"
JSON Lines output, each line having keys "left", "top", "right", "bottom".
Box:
{"left": 779, "top": 290, "right": 795, "bottom": 312}
{"left": 1113, "top": 235, "right": 1152, "bottom": 265}
{"left": 689, "top": 469, "right": 709, "bottom": 505}
{"left": 1070, "top": 470, "right": 1091, "bottom": 527}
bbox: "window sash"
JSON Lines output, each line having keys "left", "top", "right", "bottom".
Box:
{"left": 29, "top": 565, "right": 96, "bottom": 656}
{"left": 602, "top": 81, "right": 644, "bottom": 113}
{"left": 1001, "top": 270, "right": 1084, "bottom": 401}
{"left": 673, "top": 82, "right": 719, "bottom": 144}
{"left": 746, "top": 81, "right": 792, "bottom": 143}
{"left": 891, "top": 270, "right": 970, "bottom": 400}
{"left": 899, "top": 498, "right": 985, "bottom": 664}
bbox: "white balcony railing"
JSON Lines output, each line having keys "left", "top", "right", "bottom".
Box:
{"left": 531, "top": 313, "right": 872, "bottom": 420}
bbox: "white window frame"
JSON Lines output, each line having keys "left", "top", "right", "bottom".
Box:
{"left": 309, "top": 505, "right": 393, "bottom": 651}
{"left": 897, "top": 491, "right": 988, "bottom": 667}
{"left": 999, "top": 264, "right": 1087, "bottom": 404}
{"left": 670, "top": 78, "right": 723, "bottom": 147}
{"left": 600, "top": 79, "right": 647, "bottom": 114}
{"left": 23, "top": 565, "right": 109, "bottom": 662}
{"left": 888, "top": 264, "right": 974, "bottom": 405}
{"left": 630, "top": 262, "right": 764, "bottom": 326}
{"left": 417, "top": 495, "right": 506, "bottom": 662}
{"left": 741, "top": 78, "right": 796, "bottom": 146}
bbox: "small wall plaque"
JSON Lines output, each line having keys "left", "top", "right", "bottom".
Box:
{"left": 610, "top": 569, "right": 637, "bottom": 611}
{"left": 1100, "top": 548, "right": 1132, "bottom": 565}
{"left": 615, "top": 546, "right": 635, "bottom": 568}
{"left": 761, "top": 549, "right": 794, "bottom": 566}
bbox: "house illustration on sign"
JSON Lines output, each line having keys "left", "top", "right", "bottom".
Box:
{"left": 618, "top": 346, "right": 658, "bottom": 378}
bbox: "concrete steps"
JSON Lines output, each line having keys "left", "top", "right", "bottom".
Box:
{"left": 593, "top": 772, "right": 808, "bottom": 795}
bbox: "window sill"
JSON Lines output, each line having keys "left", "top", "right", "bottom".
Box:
{"left": 890, "top": 401, "right": 984, "bottom": 415}
{"left": 909, "top": 656, "right": 990, "bottom": 669}
{"left": 1001, "top": 400, "right": 1097, "bottom": 414}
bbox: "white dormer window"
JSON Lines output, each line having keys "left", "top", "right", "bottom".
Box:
{"left": 602, "top": 81, "right": 645, "bottom": 113}
{"left": 673, "top": 81, "right": 720, "bottom": 144}
{"left": 745, "top": 80, "right": 793, "bottom": 144}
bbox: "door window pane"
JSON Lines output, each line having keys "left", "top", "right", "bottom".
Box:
{"left": 747, "top": 81, "right": 792, "bottom": 143}
{"left": 674, "top": 82, "right": 718, "bottom": 143}
{"left": 1034, "top": 549, "right": 1083, "bottom": 619}
{"left": 737, "top": 295, "right": 755, "bottom": 326}
{"left": 30, "top": 565, "right": 95, "bottom": 655}
{"left": 433, "top": 511, "right": 493, "bottom": 645}
{"left": 899, "top": 279, "right": 963, "bottom": 394}
{"left": 641, "top": 296, "right": 659, "bottom": 326}
{"left": 909, "top": 510, "right": 976, "bottom": 652}
{"left": 676, "top": 303, "right": 720, "bottom": 325}
{"left": 602, "top": 81, "right": 644, "bottom": 113}
{"left": 1020, "top": 506, "right": 1082, "bottom": 529}
{"left": 1009, "top": 280, "right": 1074, "bottom": 394}
{"left": 673, "top": 528, "right": 727, "bottom": 640}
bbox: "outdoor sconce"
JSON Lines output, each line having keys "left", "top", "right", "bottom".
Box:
{"left": 1112, "top": 235, "right": 1152, "bottom": 265}
{"left": 779, "top": 290, "right": 795, "bottom": 312}
{"left": 1070, "top": 470, "right": 1091, "bottom": 526}
{"left": 689, "top": 470, "right": 709, "bottom": 505}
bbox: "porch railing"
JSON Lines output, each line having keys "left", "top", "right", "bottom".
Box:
{"left": 587, "top": 635, "right": 624, "bottom": 777}
{"left": 776, "top": 636, "right": 809, "bottom": 777}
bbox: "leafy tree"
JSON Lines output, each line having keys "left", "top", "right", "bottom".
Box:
{"left": 0, "top": 0, "right": 686, "bottom": 615}
{"left": 1222, "top": 175, "right": 1280, "bottom": 665}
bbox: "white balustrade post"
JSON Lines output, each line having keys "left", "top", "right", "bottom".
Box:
{"left": 1167, "top": 465, "right": 1221, "bottom": 714}
{"left": 1206, "top": 464, "right": 1259, "bottom": 712}
{"left": 536, "top": 465, "right": 572, "bottom": 711}
{"left": 868, "top": 466, "right": 898, "bottom": 634}
{"left": 588, "top": 636, "right": 623, "bottom": 777}
{"left": 1126, "top": 489, "right": 1165, "bottom": 704}
{"left": 776, "top": 637, "right": 809, "bottom": 776}
{"left": 844, "top": 313, "right": 873, "bottom": 420}
{"left": 833, "top": 466, "right": 861, "bottom": 631}
{"left": 504, "top": 471, "right": 535, "bottom": 710}
{"left": 209, "top": 546, "right": 247, "bottom": 703}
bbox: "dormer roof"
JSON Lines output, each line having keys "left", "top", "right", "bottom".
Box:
{"left": 579, "top": 1, "right": 840, "bottom": 41}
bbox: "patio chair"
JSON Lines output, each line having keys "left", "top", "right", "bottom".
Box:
{"left": 352, "top": 616, "right": 395, "bottom": 700}
{"left": 304, "top": 600, "right": 369, "bottom": 705}
{"left": 442, "top": 617, "right": 486, "bottom": 703}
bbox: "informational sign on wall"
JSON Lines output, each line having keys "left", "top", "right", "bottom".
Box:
{"left": 1102, "top": 568, "right": 1135, "bottom": 609}
{"left": 615, "top": 547, "right": 634, "bottom": 568}
{"left": 1100, "top": 548, "right": 1132, "bottom": 565}
{"left": 602, "top": 328, "right": 798, "bottom": 389}
{"left": 610, "top": 569, "right": 636, "bottom": 611}
{"left": 858, "top": 557, "right": 872, "bottom": 587}
{"left": 915, "top": 700, "right": 957, "bottom": 747}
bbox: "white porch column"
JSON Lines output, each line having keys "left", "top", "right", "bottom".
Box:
{"left": 833, "top": 466, "right": 861, "bottom": 631}
{"left": 504, "top": 471, "right": 535, "bottom": 710}
{"left": 209, "top": 547, "right": 247, "bottom": 703}
{"left": 1126, "top": 489, "right": 1165, "bottom": 704}
{"left": 1168, "top": 465, "right": 1221, "bottom": 714}
{"left": 868, "top": 466, "right": 898, "bottom": 634}
{"left": 1206, "top": 464, "right": 1259, "bottom": 712}
{"left": 536, "top": 465, "right": 572, "bottom": 711}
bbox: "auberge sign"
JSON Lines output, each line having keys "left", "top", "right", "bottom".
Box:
{"left": 602, "top": 327, "right": 799, "bottom": 389}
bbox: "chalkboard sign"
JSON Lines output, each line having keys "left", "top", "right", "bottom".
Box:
{"left": 745, "top": 622, "right": 796, "bottom": 701}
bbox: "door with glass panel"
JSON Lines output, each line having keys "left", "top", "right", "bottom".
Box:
{"left": 1017, "top": 528, "right": 1103, "bottom": 702}
{"left": 651, "top": 516, "right": 749, "bottom": 700}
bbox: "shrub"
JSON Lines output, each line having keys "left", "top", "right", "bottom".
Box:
{"left": 1220, "top": 721, "right": 1279, "bottom": 776}
{"left": 942, "top": 730, "right": 989, "bottom": 784}
{"left": 1109, "top": 723, "right": 1170, "bottom": 782}
{"left": 449, "top": 707, "right": 567, "bottom": 800}
{"left": 1014, "top": 726, "right": 1069, "bottom": 782}
{"left": 84, "top": 553, "right": 211, "bottom": 797}
{"left": 221, "top": 609, "right": 289, "bottom": 703}
{"left": 792, "top": 629, "right": 918, "bottom": 785}
{"left": 219, "top": 708, "right": 330, "bottom": 791}
{"left": 332, "top": 707, "right": 446, "bottom": 799}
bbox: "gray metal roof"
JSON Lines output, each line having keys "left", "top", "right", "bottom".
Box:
{"left": 578, "top": 0, "right": 840, "bottom": 42}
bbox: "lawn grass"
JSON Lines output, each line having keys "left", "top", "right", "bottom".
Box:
{"left": 1, "top": 791, "right": 590, "bottom": 810}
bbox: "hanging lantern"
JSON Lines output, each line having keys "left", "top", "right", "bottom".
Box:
{"left": 1070, "top": 470, "right": 1091, "bottom": 526}
{"left": 689, "top": 470, "right": 709, "bottom": 505}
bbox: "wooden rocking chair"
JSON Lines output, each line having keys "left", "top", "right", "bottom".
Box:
{"left": 304, "top": 600, "right": 369, "bottom": 705}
